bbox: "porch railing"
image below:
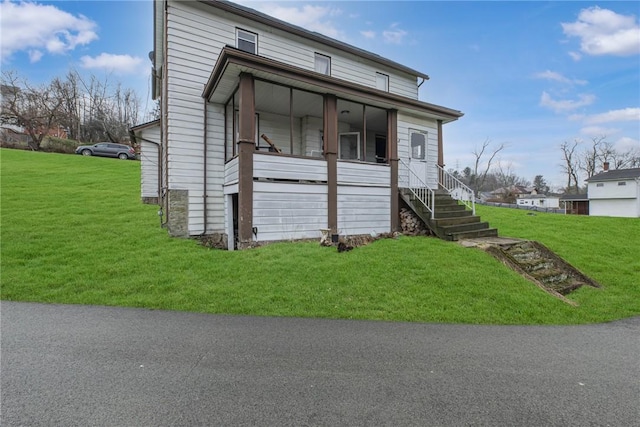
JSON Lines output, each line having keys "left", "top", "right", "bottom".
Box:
{"left": 437, "top": 164, "right": 475, "bottom": 215}
{"left": 398, "top": 159, "right": 435, "bottom": 219}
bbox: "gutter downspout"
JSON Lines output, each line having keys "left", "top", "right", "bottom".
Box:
{"left": 201, "top": 98, "right": 208, "bottom": 236}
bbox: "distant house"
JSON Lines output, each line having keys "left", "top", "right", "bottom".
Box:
{"left": 560, "top": 194, "right": 589, "bottom": 215}
{"left": 586, "top": 167, "right": 640, "bottom": 218}
{"left": 516, "top": 194, "right": 560, "bottom": 209}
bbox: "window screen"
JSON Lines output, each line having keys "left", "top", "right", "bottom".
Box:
{"left": 314, "top": 53, "right": 331, "bottom": 75}
{"left": 237, "top": 29, "right": 257, "bottom": 54}
{"left": 411, "top": 131, "right": 426, "bottom": 160}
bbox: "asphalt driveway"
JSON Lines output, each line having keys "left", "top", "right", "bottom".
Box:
{"left": 1, "top": 302, "right": 638, "bottom": 426}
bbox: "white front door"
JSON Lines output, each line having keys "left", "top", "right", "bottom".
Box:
{"left": 408, "top": 129, "right": 428, "bottom": 185}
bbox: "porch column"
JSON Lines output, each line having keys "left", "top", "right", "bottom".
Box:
{"left": 237, "top": 72, "right": 255, "bottom": 248}
{"left": 324, "top": 94, "right": 338, "bottom": 233}
{"left": 388, "top": 110, "right": 399, "bottom": 232}
{"left": 437, "top": 119, "right": 444, "bottom": 188}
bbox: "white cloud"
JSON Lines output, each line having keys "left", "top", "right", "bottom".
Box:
{"left": 0, "top": 0, "right": 98, "bottom": 62}
{"left": 582, "top": 107, "right": 640, "bottom": 124}
{"left": 614, "top": 136, "right": 640, "bottom": 152}
{"left": 568, "top": 51, "right": 582, "bottom": 61}
{"left": 243, "top": 2, "right": 345, "bottom": 40}
{"left": 580, "top": 126, "right": 620, "bottom": 136}
{"left": 383, "top": 23, "right": 408, "bottom": 44}
{"left": 534, "top": 70, "right": 587, "bottom": 85}
{"left": 80, "top": 53, "right": 144, "bottom": 74}
{"left": 540, "top": 91, "right": 596, "bottom": 113}
{"left": 28, "top": 49, "right": 43, "bottom": 63}
{"left": 562, "top": 7, "right": 640, "bottom": 56}
{"left": 361, "top": 30, "right": 376, "bottom": 39}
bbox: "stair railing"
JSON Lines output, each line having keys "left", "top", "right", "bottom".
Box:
{"left": 398, "top": 159, "right": 435, "bottom": 219}
{"left": 437, "top": 164, "right": 475, "bottom": 215}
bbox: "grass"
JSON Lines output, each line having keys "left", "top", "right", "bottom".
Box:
{"left": 1, "top": 148, "right": 638, "bottom": 324}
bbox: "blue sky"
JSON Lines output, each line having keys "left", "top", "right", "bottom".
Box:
{"left": 1, "top": 0, "right": 639, "bottom": 188}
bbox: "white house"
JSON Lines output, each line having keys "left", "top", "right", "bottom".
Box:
{"left": 132, "top": 0, "right": 465, "bottom": 249}
{"left": 586, "top": 168, "right": 640, "bottom": 218}
{"left": 516, "top": 195, "right": 560, "bottom": 209}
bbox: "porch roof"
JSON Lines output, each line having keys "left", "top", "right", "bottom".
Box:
{"left": 203, "top": 47, "right": 464, "bottom": 124}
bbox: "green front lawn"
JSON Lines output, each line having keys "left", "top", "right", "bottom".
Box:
{"left": 1, "top": 148, "right": 638, "bottom": 324}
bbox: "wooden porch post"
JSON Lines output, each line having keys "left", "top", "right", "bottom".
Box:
{"left": 437, "top": 119, "right": 444, "bottom": 188}
{"left": 237, "top": 73, "right": 255, "bottom": 248}
{"left": 324, "top": 94, "right": 338, "bottom": 233}
{"left": 388, "top": 109, "right": 399, "bottom": 232}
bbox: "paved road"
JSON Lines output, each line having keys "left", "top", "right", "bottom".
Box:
{"left": 1, "top": 302, "right": 638, "bottom": 426}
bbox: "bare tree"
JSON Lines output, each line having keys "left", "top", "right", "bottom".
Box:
{"left": 471, "top": 139, "right": 504, "bottom": 195}
{"left": 1, "top": 71, "right": 64, "bottom": 151}
{"left": 560, "top": 140, "right": 581, "bottom": 194}
{"left": 580, "top": 136, "right": 607, "bottom": 178}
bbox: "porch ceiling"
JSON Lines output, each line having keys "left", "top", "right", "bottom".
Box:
{"left": 204, "top": 47, "right": 463, "bottom": 124}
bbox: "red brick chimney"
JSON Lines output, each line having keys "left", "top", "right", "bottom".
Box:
{"left": 603, "top": 162, "right": 610, "bottom": 171}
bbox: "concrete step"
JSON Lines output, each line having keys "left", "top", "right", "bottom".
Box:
{"left": 439, "top": 221, "right": 491, "bottom": 235}
{"left": 448, "top": 228, "right": 499, "bottom": 241}
{"left": 430, "top": 216, "right": 481, "bottom": 227}
{"left": 435, "top": 203, "right": 467, "bottom": 212}
{"left": 433, "top": 209, "right": 473, "bottom": 219}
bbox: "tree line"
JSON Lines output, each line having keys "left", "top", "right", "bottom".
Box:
{"left": 1, "top": 70, "right": 146, "bottom": 151}
{"left": 447, "top": 137, "right": 639, "bottom": 200}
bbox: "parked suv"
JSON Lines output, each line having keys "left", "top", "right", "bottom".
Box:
{"left": 75, "top": 143, "right": 136, "bottom": 160}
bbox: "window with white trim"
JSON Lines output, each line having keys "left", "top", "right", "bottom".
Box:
{"left": 376, "top": 72, "right": 389, "bottom": 91}
{"left": 236, "top": 28, "right": 257, "bottom": 54}
{"left": 314, "top": 53, "right": 331, "bottom": 75}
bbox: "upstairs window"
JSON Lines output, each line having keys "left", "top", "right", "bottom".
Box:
{"left": 596, "top": 183, "right": 604, "bottom": 187}
{"left": 237, "top": 28, "right": 257, "bottom": 54}
{"left": 376, "top": 72, "right": 389, "bottom": 91}
{"left": 314, "top": 53, "right": 331, "bottom": 75}
{"left": 618, "top": 182, "right": 626, "bottom": 186}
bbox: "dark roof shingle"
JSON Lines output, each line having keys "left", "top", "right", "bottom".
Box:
{"left": 586, "top": 168, "right": 640, "bottom": 182}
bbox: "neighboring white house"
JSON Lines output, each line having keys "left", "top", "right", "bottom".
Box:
{"left": 132, "top": 0, "right": 463, "bottom": 249}
{"left": 586, "top": 168, "right": 640, "bottom": 218}
{"left": 516, "top": 194, "right": 560, "bottom": 209}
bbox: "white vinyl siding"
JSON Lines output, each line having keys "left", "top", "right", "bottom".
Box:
{"left": 139, "top": 125, "right": 161, "bottom": 200}
{"left": 397, "top": 112, "right": 439, "bottom": 187}
{"left": 168, "top": 3, "right": 418, "bottom": 98}
{"left": 337, "top": 186, "right": 391, "bottom": 236}
{"left": 163, "top": 1, "right": 423, "bottom": 236}
{"left": 337, "top": 162, "right": 390, "bottom": 236}
{"left": 253, "top": 182, "right": 328, "bottom": 241}
{"left": 254, "top": 153, "right": 327, "bottom": 182}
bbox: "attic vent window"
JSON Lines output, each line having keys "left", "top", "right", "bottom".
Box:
{"left": 596, "top": 183, "right": 604, "bottom": 187}
{"left": 376, "top": 72, "right": 389, "bottom": 92}
{"left": 618, "top": 181, "right": 626, "bottom": 186}
{"left": 314, "top": 53, "right": 331, "bottom": 75}
{"left": 237, "top": 29, "right": 257, "bottom": 54}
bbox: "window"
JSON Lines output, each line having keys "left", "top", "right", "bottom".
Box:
{"left": 236, "top": 28, "right": 257, "bottom": 54}
{"left": 618, "top": 181, "right": 627, "bottom": 186}
{"left": 314, "top": 53, "right": 331, "bottom": 75}
{"left": 410, "top": 131, "right": 426, "bottom": 160}
{"left": 338, "top": 132, "right": 360, "bottom": 160}
{"left": 596, "top": 183, "right": 604, "bottom": 187}
{"left": 376, "top": 72, "right": 389, "bottom": 91}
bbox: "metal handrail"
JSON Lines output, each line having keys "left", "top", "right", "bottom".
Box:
{"left": 437, "top": 164, "right": 475, "bottom": 215}
{"left": 398, "top": 159, "right": 435, "bottom": 219}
